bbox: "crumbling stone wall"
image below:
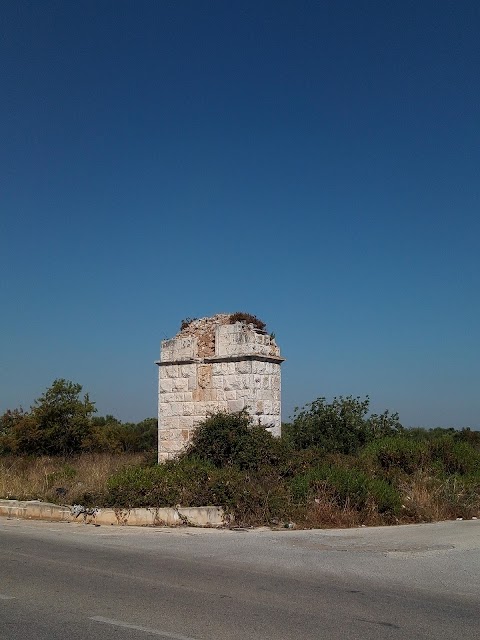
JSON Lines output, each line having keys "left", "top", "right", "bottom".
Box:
{"left": 156, "top": 314, "right": 284, "bottom": 462}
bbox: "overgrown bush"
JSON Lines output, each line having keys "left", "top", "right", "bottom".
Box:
{"left": 207, "top": 467, "right": 292, "bottom": 526}
{"left": 290, "top": 464, "right": 401, "bottom": 515}
{"left": 361, "top": 436, "right": 431, "bottom": 475}
{"left": 105, "top": 457, "right": 217, "bottom": 508}
{"left": 86, "top": 417, "right": 157, "bottom": 453}
{"left": 183, "top": 410, "right": 287, "bottom": 470}
{"left": 362, "top": 435, "right": 480, "bottom": 478}
{"left": 286, "top": 396, "right": 402, "bottom": 454}
{"left": 0, "top": 380, "right": 96, "bottom": 456}
{"left": 430, "top": 437, "right": 480, "bottom": 475}
{"left": 398, "top": 471, "right": 480, "bottom": 522}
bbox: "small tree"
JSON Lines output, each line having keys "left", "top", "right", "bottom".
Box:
{"left": 0, "top": 408, "right": 33, "bottom": 454}
{"left": 6, "top": 379, "right": 97, "bottom": 456}
{"left": 31, "top": 379, "right": 96, "bottom": 455}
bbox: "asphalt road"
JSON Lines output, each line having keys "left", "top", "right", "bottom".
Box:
{"left": 0, "top": 518, "right": 479, "bottom": 640}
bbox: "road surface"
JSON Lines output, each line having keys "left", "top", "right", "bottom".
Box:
{"left": 1, "top": 518, "right": 479, "bottom": 639}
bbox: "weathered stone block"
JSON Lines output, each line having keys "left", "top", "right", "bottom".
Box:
{"left": 161, "top": 336, "right": 197, "bottom": 362}
{"left": 179, "top": 416, "right": 194, "bottom": 429}
{"left": 224, "top": 375, "right": 241, "bottom": 390}
{"left": 183, "top": 402, "right": 195, "bottom": 416}
{"left": 236, "top": 360, "right": 252, "bottom": 374}
{"left": 160, "top": 379, "right": 174, "bottom": 392}
{"left": 160, "top": 402, "right": 173, "bottom": 417}
{"left": 252, "top": 361, "right": 266, "bottom": 374}
{"left": 181, "top": 364, "right": 196, "bottom": 378}
{"left": 172, "top": 378, "right": 188, "bottom": 392}
{"left": 206, "top": 401, "right": 227, "bottom": 414}
{"left": 211, "top": 375, "right": 224, "bottom": 389}
{"left": 262, "top": 400, "right": 273, "bottom": 414}
{"left": 169, "top": 402, "right": 183, "bottom": 417}
{"left": 228, "top": 399, "right": 245, "bottom": 413}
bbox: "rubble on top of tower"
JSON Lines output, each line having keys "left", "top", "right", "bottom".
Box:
{"left": 176, "top": 313, "right": 274, "bottom": 359}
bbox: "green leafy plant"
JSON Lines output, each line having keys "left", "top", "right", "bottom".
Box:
{"left": 286, "top": 396, "right": 402, "bottom": 454}
{"left": 183, "top": 410, "right": 286, "bottom": 470}
{"left": 290, "top": 464, "right": 401, "bottom": 515}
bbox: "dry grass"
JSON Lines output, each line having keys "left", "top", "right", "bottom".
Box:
{"left": 291, "top": 491, "right": 394, "bottom": 529}
{"left": 0, "top": 453, "right": 146, "bottom": 505}
{"left": 398, "top": 472, "right": 480, "bottom": 522}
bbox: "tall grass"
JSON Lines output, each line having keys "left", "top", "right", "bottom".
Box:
{"left": 0, "top": 453, "right": 146, "bottom": 505}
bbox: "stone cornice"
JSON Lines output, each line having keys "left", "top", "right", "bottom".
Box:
{"left": 155, "top": 354, "right": 285, "bottom": 367}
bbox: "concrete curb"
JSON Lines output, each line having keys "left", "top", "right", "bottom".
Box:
{"left": 0, "top": 499, "right": 225, "bottom": 527}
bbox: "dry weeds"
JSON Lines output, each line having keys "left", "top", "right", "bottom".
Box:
{"left": 398, "top": 472, "right": 480, "bottom": 522}
{"left": 0, "top": 453, "right": 145, "bottom": 505}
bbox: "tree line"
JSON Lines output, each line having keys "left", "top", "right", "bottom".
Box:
{"left": 0, "top": 379, "right": 156, "bottom": 456}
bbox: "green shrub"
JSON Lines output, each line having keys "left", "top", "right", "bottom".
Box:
{"left": 104, "top": 456, "right": 291, "bottom": 526}
{"left": 208, "top": 467, "right": 291, "bottom": 526}
{"left": 286, "top": 396, "right": 402, "bottom": 455}
{"left": 361, "top": 436, "right": 431, "bottom": 475}
{"left": 184, "top": 410, "right": 285, "bottom": 470}
{"left": 430, "top": 437, "right": 480, "bottom": 475}
{"left": 363, "top": 435, "right": 480, "bottom": 479}
{"left": 290, "top": 464, "right": 401, "bottom": 515}
{"left": 105, "top": 458, "right": 217, "bottom": 508}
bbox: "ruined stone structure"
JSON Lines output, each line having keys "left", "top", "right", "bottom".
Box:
{"left": 156, "top": 314, "right": 284, "bottom": 462}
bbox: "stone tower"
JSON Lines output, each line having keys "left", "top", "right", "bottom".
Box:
{"left": 156, "top": 314, "right": 284, "bottom": 462}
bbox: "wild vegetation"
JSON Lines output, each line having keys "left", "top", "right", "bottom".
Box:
{"left": 229, "top": 312, "right": 267, "bottom": 331}
{"left": 0, "top": 379, "right": 157, "bottom": 456}
{"left": 1, "top": 380, "right": 479, "bottom": 528}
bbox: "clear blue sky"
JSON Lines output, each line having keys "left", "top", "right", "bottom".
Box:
{"left": 1, "top": 1, "right": 479, "bottom": 428}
